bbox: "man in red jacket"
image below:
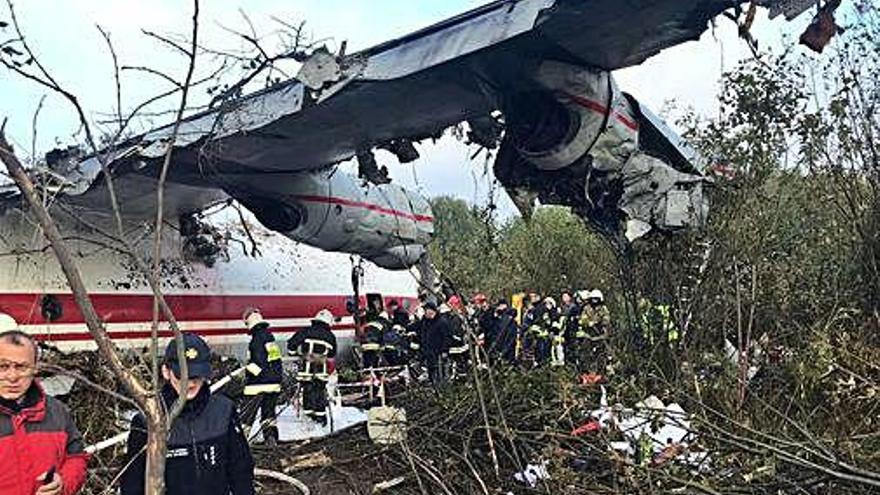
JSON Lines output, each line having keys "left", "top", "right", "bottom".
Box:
{"left": 0, "top": 329, "right": 88, "bottom": 495}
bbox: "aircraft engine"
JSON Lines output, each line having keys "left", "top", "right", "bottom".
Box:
{"left": 495, "top": 60, "right": 709, "bottom": 242}
{"left": 230, "top": 169, "right": 433, "bottom": 270}
{"left": 505, "top": 61, "right": 638, "bottom": 172}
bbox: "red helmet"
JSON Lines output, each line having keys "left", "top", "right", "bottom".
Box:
{"left": 447, "top": 295, "right": 462, "bottom": 309}
{"left": 471, "top": 293, "right": 487, "bottom": 304}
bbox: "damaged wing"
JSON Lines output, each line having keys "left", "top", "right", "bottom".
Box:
{"left": 13, "top": 0, "right": 809, "bottom": 265}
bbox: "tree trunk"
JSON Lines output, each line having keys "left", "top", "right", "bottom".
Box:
{"left": 144, "top": 399, "right": 168, "bottom": 495}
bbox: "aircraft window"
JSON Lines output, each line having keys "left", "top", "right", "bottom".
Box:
{"left": 41, "top": 294, "right": 63, "bottom": 322}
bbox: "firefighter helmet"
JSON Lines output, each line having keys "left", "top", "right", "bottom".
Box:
{"left": 312, "top": 309, "right": 334, "bottom": 326}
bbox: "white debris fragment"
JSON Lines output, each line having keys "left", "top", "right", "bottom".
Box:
{"left": 40, "top": 375, "right": 76, "bottom": 396}
{"left": 513, "top": 461, "right": 550, "bottom": 487}
{"left": 589, "top": 393, "right": 707, "bottom": 467}
{"left": 251, "top": 403, "right": 368, "bottom": 443}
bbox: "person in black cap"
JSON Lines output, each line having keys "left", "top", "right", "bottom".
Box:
{"left": 121, "top": 333, "right": 254, "bottom": 495}
{"left": 241, "top": 308, "right": 283, "bottom": 446}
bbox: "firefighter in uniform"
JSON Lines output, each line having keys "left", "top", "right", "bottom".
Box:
{"left": 361, "top": 318, "right": 385, "bottom": 369}
{"left": 521, "top": 292, "right": 544, "bottom": 364}
{"left": 526, "top": 297, "right": 557, "bottom": 366}
{"left": 241, "top": 309, "right": 283, "bottom": 446}
{"left": 442, "top": 296, "right": 470, "bottom": 376}
{"left": 639, "top": 298, "right": 680, "bottom": 378}
{"left": 287, "top": 309, "right": 338, "bottom": 426}
{"left": 578, "top": 290, "right": 612, "bottom": 372}
{"left": 381, "top": 316, "right": 407, "bottom": 367}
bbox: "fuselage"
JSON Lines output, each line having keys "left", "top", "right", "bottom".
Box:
{"left": 0, "top": 206, "right": 419, "bottom": 360}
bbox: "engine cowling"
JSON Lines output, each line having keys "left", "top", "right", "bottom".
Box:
{"left": 495, "top": 60, "right": 709, "bottom": 241}
{"left": 229, "top": 169, "right": 433, "bottom": 269}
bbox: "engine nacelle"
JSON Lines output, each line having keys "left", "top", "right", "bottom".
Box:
{"left": 229, "top": 169, "right": 433, "bottom": 269}
{"left": 505, "top": 61, "right": 638, "bottom": 172}
{"left": 496, "top": 60, "right": 709, "bottom": 241}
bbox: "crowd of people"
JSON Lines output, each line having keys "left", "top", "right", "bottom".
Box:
{"left": 0, "top": 290, "right": 679, "bottom": 494}
{"left": 355, "top": 288, "right": 618, "bottom": 386}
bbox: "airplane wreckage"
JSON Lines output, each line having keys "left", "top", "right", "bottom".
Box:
{"left": 1, "top": 0, "right": 833, "bottom": 272}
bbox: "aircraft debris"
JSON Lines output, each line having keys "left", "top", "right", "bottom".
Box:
{"left": 512, "top": 461, "right": 550, "bottom": 488}
{"left": 371, "top": 476, "right": 405, "bottom": 493}
{"left": 799, "top": 0, "right": 843, "bottom": 53}
{"left": 280, "top": 450, "right": 333, "bottom": 471}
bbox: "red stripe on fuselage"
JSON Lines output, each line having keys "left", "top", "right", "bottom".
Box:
{"left": 294, "top": 195, "right": 434, "bottom": 223}
{"left": 0, "top": 293, "right": 418, "bottom": 326}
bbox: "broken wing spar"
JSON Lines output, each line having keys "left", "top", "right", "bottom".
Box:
{"left": 5, "top": 0, "right": 820, "bottom": 266}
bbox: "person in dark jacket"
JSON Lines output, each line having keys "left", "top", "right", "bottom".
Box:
{"left": 387, "top": 299, "right": 411, "bottom": 328}
{"left": 287, "top": 309, "right": 338, "bottom": 425}
{"left": 241, "top": 309, "right": 283, "bottom": 446}
{"left": 419, "top": 302, "right": 452, "bottom": 386}
{"left": 441, "top": 297, "right": 469, "bottom": 376}
{"left": 488, "top": 303, "right": 519, "bottom": 365}
{"left": 361, "top": 318, "right": 384, "bottom": 369}
{"left": 121, "top": 333, "right": 254, "bottom": 495}
{"left": 0, "top": 329, "right": 88, "bottom": 495}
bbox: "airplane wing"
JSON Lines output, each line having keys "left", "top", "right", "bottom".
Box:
{"left": 4, "top": 0, "right": 801, "bottom": 267}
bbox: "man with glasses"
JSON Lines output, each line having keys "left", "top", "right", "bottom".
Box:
{"left": 0, "top": 327, "right": 89, "bottom": 495}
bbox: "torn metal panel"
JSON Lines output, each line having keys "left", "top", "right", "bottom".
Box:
{"left": 760, "top": 0, "right": 817, "bottom": 21}
{"left": 360, "top": 0, "right": 555, "bottom": 81}
{"left": 619, "top": 153, "right": 709, "bottom": 241}
{"left": 137, "top": 82, "right": 305, "bottom": 159}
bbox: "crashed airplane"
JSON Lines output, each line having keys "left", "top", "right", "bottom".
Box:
{"left": 0, "top": 0, "right": 818, "bottom": 352}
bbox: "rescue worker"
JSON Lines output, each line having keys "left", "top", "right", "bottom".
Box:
{"left": 569, "top": 290, "right": 591, "bottom": 370}
{"left": 387, "top": 299, "right": 411, "bottom": 328}
{"left": 287, "top": 309, "right": 338, "bottom": 426}
{"left": 0, "top": 328, "right": 88, "bottom": 495}
{"left": 361, "top": 316, "right": 385, "bottom": 369}
{"left": 442, "top": 296, "right": 470, "bottom": 376}
{"left": 579, "top": 289, "right": 612, "bottom": 372}
{"left": 639, "top": 298, "right": 679, "bottom": 348}
{"left": 536, "top": 297, "right": 559, "bottom": 366}
{"left": 521, "top": 292, "right": 544, "bottom": 363}
{"left": 470, "top": 294, "right": 492, "bottom": 334}
{"left": 381, "top": 318, "right": 407, "bottom": 367}
{"left": 488, "top": 301, "right": 518, "bottom": 365}
{"left": 122, "top": 333, "right": 254, "bottom": 495}
{"left": 419, "top": 302, "right": 452, "bottom": 386}
{"left": 241, "top": 308, "right": 283, "bottom": 446}
{"left": 549, "top": 296, "right": 568, "bottom": 367}
{"left": 560, "top": 290, "right": 581, "bottom": 352}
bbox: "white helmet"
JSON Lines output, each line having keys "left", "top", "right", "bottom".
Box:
{"left": 0, "top": 313, "right": 18, "bottom": 332}
{"left": 588, "top": 289, "right": 604, "bottom": 302}
{"left": 244, "top": 309, "right": 268, "bottom": 330}
{"left": 312, "top": 309, "right": 334, "bottom": 326}
{"left": 576, "top": 290, "right": 590, "bottom": 301}
{"left": 543, "top": 297, "right": 556, "bottom": 308}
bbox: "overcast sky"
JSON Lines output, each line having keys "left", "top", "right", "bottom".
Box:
{"left": 0, "top": 1, "right": 814, "bottom": 216}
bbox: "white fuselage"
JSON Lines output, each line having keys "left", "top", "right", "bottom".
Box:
{"left": 0, "top": 206, "right": 419, "bottom": 359}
